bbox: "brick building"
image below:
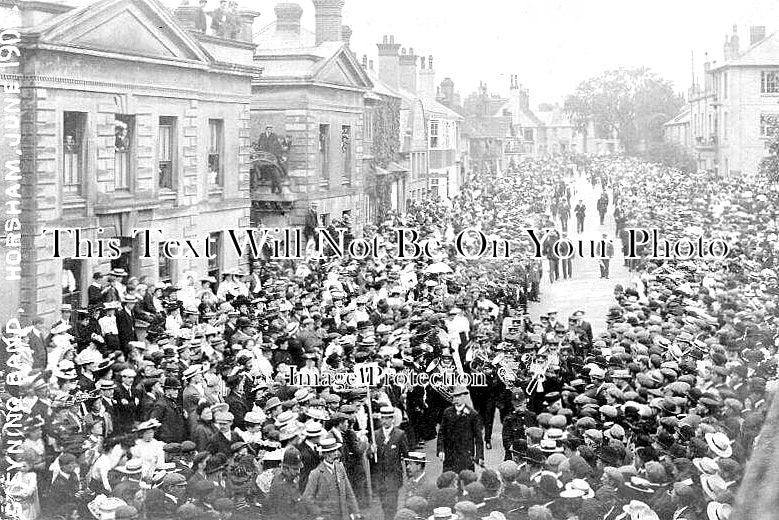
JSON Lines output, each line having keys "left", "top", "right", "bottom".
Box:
{"left": 0, "top": 0, "right": 258, "bottom": 324}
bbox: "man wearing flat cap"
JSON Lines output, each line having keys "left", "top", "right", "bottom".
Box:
{"left": 437, "top": 386, "right": 484, "bottom": 473}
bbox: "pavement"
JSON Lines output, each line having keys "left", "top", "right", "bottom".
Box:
{"left": 417, "top": 173, "right": 633, "bottom": 483}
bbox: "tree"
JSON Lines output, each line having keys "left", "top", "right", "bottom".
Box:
{"left": 565, "top": 68, "right": 682, "bottom": 155}
{"left": 643, "top": 142, "right": 697, "bottom": 172}
{"left": 759, "top": 114, "right": 779, "bottom": 183}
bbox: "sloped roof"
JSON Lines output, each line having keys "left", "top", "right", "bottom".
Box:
{"left": 365, "top": 69, "right": 402, "bottom": 100}
{"left": 713, "top": 31, "right": 779, "bottom": 69}
{"left": 254, "top": 22, "right": 316, "bottom": 50}
{"left": 27, "top": 0, "right": 212, "bottom": 64}
{"left": 254, "top": 41, "right": 372, "bottom": 89}
{"left": 664, "top": 106, "right": 691, "bottom": 127}
{"left": 420, "top": 96, "right": 463, "bottom": 121}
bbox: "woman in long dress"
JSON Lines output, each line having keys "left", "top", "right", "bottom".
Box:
{"left": 129, "top": 420, "right": 165, "bottom": 479}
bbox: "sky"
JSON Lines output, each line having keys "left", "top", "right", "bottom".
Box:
{"left": 256, "top": 0, "right": 779, "bottom": 106}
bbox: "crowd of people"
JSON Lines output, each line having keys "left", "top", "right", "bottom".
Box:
{"left": 0, "top": 155, "right": 777, "bottom": 520}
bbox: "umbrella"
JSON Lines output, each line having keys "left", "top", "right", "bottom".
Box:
{"left": 424, "top": 262, "right": 452, "bottom": 274}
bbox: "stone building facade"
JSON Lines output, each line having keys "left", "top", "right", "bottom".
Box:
{"left": 0, "top": 0, "right": 258, "bottom": 324}
{"left": 250, "top": 1, "right": 373, "bottom": 230}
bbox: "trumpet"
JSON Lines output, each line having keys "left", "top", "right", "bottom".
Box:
{"left": 523, "top": 350, "right": 559, "bottom": 395}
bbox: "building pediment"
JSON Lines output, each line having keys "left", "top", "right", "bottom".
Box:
{"left": 34, "top": 0, "right": 210, "bottom": 64}
{"left": 312, "top": 45, "right": 373, "bottom": 89}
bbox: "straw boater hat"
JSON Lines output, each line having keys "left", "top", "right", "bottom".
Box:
{"left": 704, "top": 432, "right": 733, "bottom": 458}
{"left": 706, "top": 502, "right": 732, "bottom": 520}
{"left": 115, "top": 459, "right": 144, "bottom": 475}
{"left": 133, "top": 419, "right": 161, "bottom": 433}
{"left": 87, "top": 495, "right": 127, "bottom": 520}
{"left": 317, "top": 436, "right": 342, "bottom": 453}
{"left": 404, "top": 452, "right": 430, "bottom": 464}
{"left": 427, "top": 507, "right": 455, "bottom": 520}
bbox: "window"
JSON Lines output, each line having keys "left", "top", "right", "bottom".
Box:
{"left": 364, "top": 109, "right": 373, "bottom": 141}
{"left": 762, "top": 71, "right": 779, "bottom": 93}
{"left": 319, "top": 124, "right": 330, "bottom": 183}
{"left": 430, "top": 120, "right": 439, "bottom": 148}
{"left": 523, "top": 129, "right": 534, "bottom": 141}
{"left": 114, "top": 114, "right": 134, "bottom": 191}
{"left": 111, "top": 237, "right": 133, "bottom": 277}
{"left": 723, "top": 112, "right": 728, "bottom": 141}
{"left": 723, "top": 73, "right": 728, "bottom": 99}
{"left": 760, "top": 114, "right": 779, "bottom": 136}
{"left": 61, "top": 258, "right": 83, "bottom": 309}
{"left": 208, "top": 232, "right": 222, "bottom": 280}
{"left": 158, "top": 116, "right": 176, "bottom": 190}
{"left": 341, "top": 125, "right": 352, "bottom": 185}
{"left": 429, "top": 178, "right": 439, "bottom": 198}
{"left": 208, "top": 119, "right": 223, "bottom": 187}
{"left": 63, "top": 112, "right": 86, "bottom": 196}
{"left": 158, "top": 243, "right": 173, "bottom": 284}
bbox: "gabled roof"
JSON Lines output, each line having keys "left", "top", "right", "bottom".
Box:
{"left": 254, "top": 41, "right": 372, "bottom": 89}
{"left": 28, "top": 0, "right": 211, "bottom": 64}
{"left": 498, "top": 99, "right": 543, "bottom": 128}
{"left": 365, "top": 69, "right": 402, "bottom": 100}
{"left": 664, "top": 106, "right": 691, "bottom": 127}
{"left": 420, "top": 96, "right": 463, "bottom": 121}
{"left": 713, "top": 31, "right": 779, "bottom": 69}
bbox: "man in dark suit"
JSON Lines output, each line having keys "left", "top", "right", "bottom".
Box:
{"left": 206, "top": 410, "right": 240, "bottom": 455}
{"left": 117, "top": 294, "right": 138, "bottom": 355}
{"left": 572, "top": 310, "right": 593, "bottom": 349}
{"left": 151, "top": 378, "right": 187, "bottom": 443}
{"left": 258, "top": 125, "right": 283, "bottom": 157}
{"left": 210, "top": 0, "right": 228, "bottom": 35}
{"left": 113, "top": 367, "right": 142, "bottom": 433}
{"left": 88, "top": 272, "right": 106, "bottom": 306}
{"left": 298, "top": 423, "right": 323, "bottom": 492}
{"left": 371, "top": 406, "right": 409, "bottom": 520}
{"left": 437, "top": 386, "right": 484, "bottom": 473}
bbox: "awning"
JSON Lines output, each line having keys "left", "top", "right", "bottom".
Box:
{"left": 374, "top": 161, "right": 409, "bottom": 175}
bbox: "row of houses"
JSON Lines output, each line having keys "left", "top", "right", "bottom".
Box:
{"left": 443, "top": 76, "right": 620, "bottom": 177}
{"left": 664, "top": 25, "right": 779, "bottom": 177}
{"left": 0, "top": 0, "right": 471, "bottom": 323}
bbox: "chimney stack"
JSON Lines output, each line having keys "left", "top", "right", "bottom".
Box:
{"left": 311, "top": 0, "right": 345, "bottom": 45}
{"left": 440, "top": 77, "right": 454, "bottom": 105}
{"left": 274, "top": 3, "right": 303, "bottom": 36}
{"left": 419, "top": 54, "right": 436, "bottom": 100}
{"left": 399, "top": 45, "right": 418, "bottom": 92}
{"left": 724, "top": 24, "right": 739, "bottom": 60}
{"left": 750, "top": 25, "right": 766, "bottom": 46}
{"left": 341, "top": 25, "right": 352, "bottom": 46}
{"left": 376, "top": 34, "right": 401, "bottom": 89}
